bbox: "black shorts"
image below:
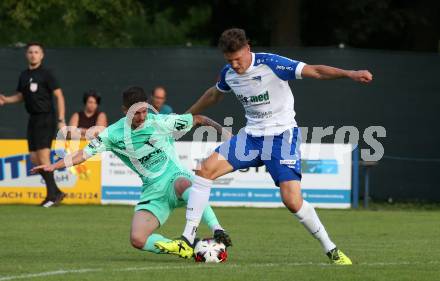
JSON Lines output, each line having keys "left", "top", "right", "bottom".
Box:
{"left": 27, "top": 113, "right": 56, "bottom": 151}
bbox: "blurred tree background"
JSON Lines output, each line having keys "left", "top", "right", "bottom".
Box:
{"left": 0, "top": 0, "right": 438, "bottom": 51}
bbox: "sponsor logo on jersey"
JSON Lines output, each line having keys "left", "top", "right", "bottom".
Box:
{"left": 237, "top": 91, "right": 270, "bottom": 107}
{"left": 247, "top": 110, "right": 273, "bottom": 119}
{"left": 174, "top": 119, "right": 189, "bottom": 131}
{"left": 276, "top": 65, "right": 294, "bottom": 71}
{"left": 138, "top": 148, "right": 164, "bottom": 165}
{"left": 252, "top": 76, "right": 262, "bottom": 82}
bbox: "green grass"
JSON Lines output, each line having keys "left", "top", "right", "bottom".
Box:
{"left": 0, "top": 205, "right": 439, "bottom": 281}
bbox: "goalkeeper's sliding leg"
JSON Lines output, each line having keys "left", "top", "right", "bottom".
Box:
{"left": 130, "top": 185, "right": 230, "bottom": 256}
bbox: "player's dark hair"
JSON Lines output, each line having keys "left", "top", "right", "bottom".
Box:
{"left": 122, "top": 86, "right": 147, "bottom": 108}
{"left": 26, "top": 42, "right": 44, "bottom": 52}
{"left": 151, "top": 86, "right": 166, "bottom": 96}
{"left": 83, "top": 89, "right": 101, "bottom": 105}
{"left": 218, "top": 28, "right": 249, "bottom": 53}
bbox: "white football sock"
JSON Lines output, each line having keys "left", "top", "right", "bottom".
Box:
{"left": 210, "top": 224, "right": 224, "bottom": 233}
{"left": 182, "top": 175, "right": 212, "bottom": 244}
{"left": 294, "top": 200, "right": 336, "bottom": 253}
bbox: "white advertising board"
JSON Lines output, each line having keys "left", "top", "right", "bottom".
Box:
{"left": 101, "top": 142, "right": 352, "bottom": 208}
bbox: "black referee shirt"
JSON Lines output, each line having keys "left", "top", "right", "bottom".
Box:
{"left": 16, "top": 65, "right": 60, "bottom": 114}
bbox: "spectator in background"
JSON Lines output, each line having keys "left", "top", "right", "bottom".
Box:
{"left": 68, "top": 90, "right": 107, "bottom": 139}
{"left": 148, "top": 86, "right": 173, "bottom": 114}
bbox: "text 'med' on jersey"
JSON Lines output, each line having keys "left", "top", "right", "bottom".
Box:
{"left": 216, "top": 52, "right": 306, "bottom": 136}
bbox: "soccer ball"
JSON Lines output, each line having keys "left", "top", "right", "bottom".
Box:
{"left": 194, "top": 238, "right": 228, "bottom": 263}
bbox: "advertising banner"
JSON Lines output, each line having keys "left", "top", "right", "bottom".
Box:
{"left": 101, "top": 141, "right": 352, "bottom": 208}
{"left": 0, "top": 140, "right": 101, "bottom": 204}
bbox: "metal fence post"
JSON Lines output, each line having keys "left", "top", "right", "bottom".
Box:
{"left": 352, "top": 145, "right": 359, "bottom": 209}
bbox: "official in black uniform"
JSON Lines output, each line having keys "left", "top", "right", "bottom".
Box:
{"left": 0, "top": 42, "right": 66, "bottom": 207}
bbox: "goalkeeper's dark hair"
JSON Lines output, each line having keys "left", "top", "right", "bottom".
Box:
{"left": 122, "top": 86, "right": 148, "bottom": 108}
{"left": 218, "top": 28, "right": 249, "bottom": 53}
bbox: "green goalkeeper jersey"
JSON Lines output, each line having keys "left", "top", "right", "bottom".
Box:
{"left": 84, "top": 113, "right": 194, "bottom": 197}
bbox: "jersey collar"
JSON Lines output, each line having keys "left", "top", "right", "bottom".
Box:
{"left": 28, "top": 63, "right": 43, "bottom": 71}
{"left": 243, "top": 52, "right": 256, "bottom": 74}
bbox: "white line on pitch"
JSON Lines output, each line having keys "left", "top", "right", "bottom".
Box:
{"left": 0, "top": 269, "right": 101, "bottom": 281}
{"left": 1, "top": 261, "right": 439, "bottom": 281}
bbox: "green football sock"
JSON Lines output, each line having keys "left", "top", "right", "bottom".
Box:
{"left": 143, "top": 233, "right": 171, "bottom": 254}
{"left": 182, "top": 188, "right": 222, "bottom": 231}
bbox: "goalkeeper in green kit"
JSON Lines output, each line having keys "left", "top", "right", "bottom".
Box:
{"left": 31, "top": 86, "right": 232, "bottom": 254}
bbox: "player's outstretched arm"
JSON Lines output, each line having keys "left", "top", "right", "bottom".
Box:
{"left": 193, "top": 115, "right": 232, "bottom": 140}
{"left": 0, "top": 92, "right": 24, "bottom": 106}
{"left": 302, "top": 65, "right": 373, "bottom": 83}
{"left": 31, "top": 149, "right": 91, "bottom": 174}
{"left": 186, "top": 86, "right": 224, "bottom": 115}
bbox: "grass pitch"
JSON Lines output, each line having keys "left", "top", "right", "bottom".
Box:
{"left": 0, "top": 205, "right": 439, "bottom": 281}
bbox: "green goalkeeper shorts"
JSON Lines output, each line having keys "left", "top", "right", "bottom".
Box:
{"left": 134, "top": 169, "right": 193, "bottom": 226}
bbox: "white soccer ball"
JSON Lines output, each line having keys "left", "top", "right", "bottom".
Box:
{"left": 194, "top": 238, "right": 228, "bottom": 263}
